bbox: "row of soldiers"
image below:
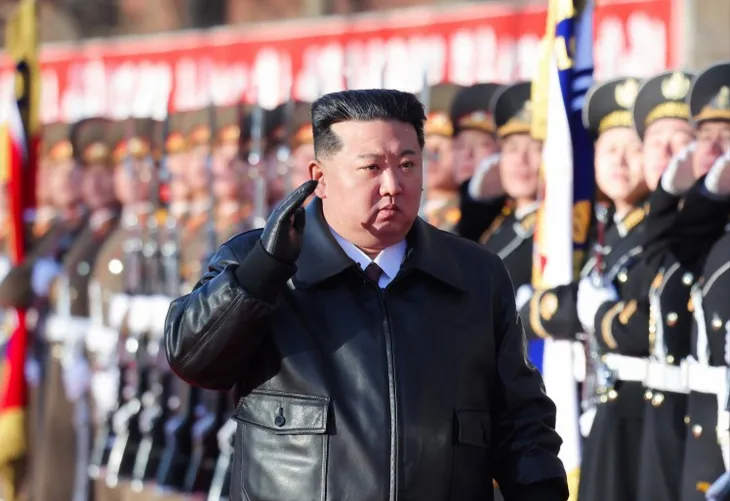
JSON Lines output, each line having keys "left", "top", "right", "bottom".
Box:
{"left": 0, "top": 58, "right": 729, "bottom": 501}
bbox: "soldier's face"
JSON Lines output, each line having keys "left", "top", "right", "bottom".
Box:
{"left": 166, "top": 152, "right": 190, "bottom": 203}
{"left": 37, "top": 160, "right": 52, "bottom": 205}
{"left": 424, "top": 134, "right": 455, "bottom": 191}
{"left": 452, "top": 130, "right": 499, "bottom": 185}
{"left": 49, "top": 160, "right": 83, "bottom": 208}
{"left": 291, "top": 143, "right": 315, "bottom": 188}
{"left": 694, "top": 121, "right": 730, "bottom": 177}
{"left": 642, "top": 118, "right": 694, "bottom": 190}
{"left": 82, "top": 163, "right": 117, "bottom": 210}
{"left": 113, "top": 159, "right": 152, "bottom": 205}
{"left": 498, "top": 133, "right": 541, "bottom": 201}
{"left": 185, "top": 144, "right": 211, "bottom": 193}
{"left": 213, "top": 146, "right": 243, "bottom": 201}
{"left": 311, "top": 119, "right": 422, "bottom": 252}
{"left": 595, "top": 127, "right": 647, "bottom": 204}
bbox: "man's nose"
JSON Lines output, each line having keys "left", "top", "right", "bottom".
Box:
{"left": 380, "top": 167, "right": 403, "bottom": 197}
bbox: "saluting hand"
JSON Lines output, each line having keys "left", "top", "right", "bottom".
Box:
{"left": 661, "top": 142, "right": 696, "bottom": 195}
{"left": 705, "top": 150, "right": 730, "bottom": 196}
{"left": 260, "top": 180, "right": 318, "bottom": 263}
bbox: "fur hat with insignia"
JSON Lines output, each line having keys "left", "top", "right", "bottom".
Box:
{"left": 632, "top": 70, "right": 695, "bottom": 139}
{"left": 449, "top": 83, "right": 502, "bottom": 137}
{"left": 425, "top": 83, "right": 463, "bottom": 138}
{"left": 491, "top": 81, "right": 533, "bottom": 138}
{"left": 42, "top": 122, "right": 72, "bottom": 163}
{"left": 583, "top": 77, "right": 643, "bottom": 137}
{"left": 70, "top": 117, "right": 113, "bottom": 166}
{"left": 688, "top": 61, "right": 730, "bottom": 125}
{"left": 161, "top": 113, "right": 188, "bottom": 155}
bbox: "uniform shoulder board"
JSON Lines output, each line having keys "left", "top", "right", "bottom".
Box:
{"left": 623, "top": 205, "right": 647, "bottom": 232}
{"left": 479, "top": 213, "right": 507, "bottom": 244}
{"left": 520, "top": 211, "right": 538, "bottom": 231}
{"left": 445, "top": 207, "right": 461, "bottom": 225}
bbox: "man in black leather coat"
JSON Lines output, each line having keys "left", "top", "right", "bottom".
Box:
{"left": 164, "top": 89, "right": 568, "bottom": 501}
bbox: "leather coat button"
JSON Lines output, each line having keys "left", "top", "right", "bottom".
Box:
{"left": 274, "top": 407, "right": 286, "bottom": 427}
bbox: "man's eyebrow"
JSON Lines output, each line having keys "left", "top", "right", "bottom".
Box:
{"left": 356, "top": 149, "right": 417, "bottom": 160}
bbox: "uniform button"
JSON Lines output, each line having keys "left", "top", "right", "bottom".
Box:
{"left": 684, "top": 415, "right": 691, "bottom": 425}
{"left": 682, "top": 272, "right": 693, "bottom": 286}
{"left": 666, "top": 312, "right": 678, "bottom": 327}
{"left": 711, "top": 314, "right": 723, "bottom": 331}
{"left": 77, "top": 261, "right": 90, "bottom": 276}
{"left": 617, "top": 271, "right": 628, "bottom": 283}
{"left": 692, "top": 424, "right": 703, "bottom": 438}
{"left": 652, "top": 393, "right": 664, "bottom": 407}
{"left": 608, "top": 389, "right": 618, "bottom": 400}
{"left": 666, "top": 355, "right": 675, "bottom": 364}
{"left": 274, "top": 406, "right": 286, "bottom": 427}
{"left": 644, "top": 390, "right": 653, "bottom": 401}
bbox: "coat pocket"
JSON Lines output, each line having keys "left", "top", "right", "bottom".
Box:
{"left": 232, "top": 390, "right": 330, "bottom": 501}
{"left": 450, "top": 410, "right": 494, "bottom": 501}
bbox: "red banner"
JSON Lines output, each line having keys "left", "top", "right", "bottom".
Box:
{"left": 0, "top": 0, "right": 677, "bottom": 124}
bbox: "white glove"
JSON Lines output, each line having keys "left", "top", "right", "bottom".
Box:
{"left": 31, "top": 258, "right": 63, "bottom": 297}
{"left": 127, "top": 295, "right": 157, "bottom": 336}
{"left": 62, "top": 356, "right": 91, "bottom": 401}
{"left": 705, "top": 150, "right": 730, "bottom": 196}
{"left": 467, "top": 154, "right": 502, "bottom": 201}
{"left": 91, "top": 368, "right": 119, "bottom": 421}
{"left": 149, "top": 295, "right": 174, "bottom": 340}
{"left": 660, "top": 142, "right": 696, "bottom": 195}
{"left": 108, "top": 294, "right": 131, "bottom": 331}
{"left": 515, "top": 284, "right": 534, "bottom": 311}
{"left": 579, "top": 407, "right": 597, "bottom": 438}
{"left": 86, "top": 324, "right": 119, "bottom": 357}
{"left": 577, "top": 276, "right": 618, "bottom": 332}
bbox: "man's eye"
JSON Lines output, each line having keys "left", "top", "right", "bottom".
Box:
{"left": 401, "top": 161, "right": 415, "bottom": 169}
{"left": 360, "top": 164, "right": 379, "bottom": 171}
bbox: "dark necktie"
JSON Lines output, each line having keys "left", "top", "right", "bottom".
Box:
{"left": 365, "top": 262, "right": 383, "bottom": 283}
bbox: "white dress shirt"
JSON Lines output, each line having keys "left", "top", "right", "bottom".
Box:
{"left": 330, "top": 227, "right": 406, "bottom": 288}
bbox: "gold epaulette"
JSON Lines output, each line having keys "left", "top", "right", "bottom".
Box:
{"left": 623, "top": 205, "right": 647, "bottom": 232}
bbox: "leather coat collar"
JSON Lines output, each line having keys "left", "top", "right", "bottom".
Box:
{"left": 293, "top": 197, "right": 467, "bottom": 292}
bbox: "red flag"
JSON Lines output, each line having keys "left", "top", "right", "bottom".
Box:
{"left": 0, "top": 3, "right": 40, "bottom": 497}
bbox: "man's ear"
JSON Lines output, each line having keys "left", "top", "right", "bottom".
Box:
{"left": 309, "top": 160, "right": 327, "bottom": 198}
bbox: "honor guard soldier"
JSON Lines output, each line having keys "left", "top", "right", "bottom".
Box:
{"left": 449, "top": 82, "right": 507, "bottom": 241}
{"left": 84, "top": 117, "right": 157, "bottom": 501}
{"left": 164, "top": 113, "right": 192, "bottom": 227}
{"left": 421, "top": 83, "right": 463, "bottom": 232}
{"left": 34, "top": 128, "right": 62, "bottom": 240}
{"left": 475, "top": 81, "right": 540, "bottom": 294}
{"left": 36, "top": 116, "right": 121, "bottom": 501}
{"left": 664, "top": 61, "right": 730, "bottom": 501}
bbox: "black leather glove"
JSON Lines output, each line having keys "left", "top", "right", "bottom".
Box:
{"left": 260, "top": 180, "right": 317, "bottom": 263}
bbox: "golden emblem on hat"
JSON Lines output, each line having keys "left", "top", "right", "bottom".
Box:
{"left": 615, "top": 79, "right": 640, "bottom": 109}
{"left": 83, "top": 142, "right": 109, "bottom": 164}
{"left": 715, "top": 86, "right": 730, "bottom": 110}
{"left": 539, "top": 292, "right": 559, "bottom": 321}
{"left": 426, "top": 112, "right": 453, "bottom": 137}
{"left": 661, "top": 72, "right": 691, "bottom": 101}
{"left": 516, "top": 100, "right": 533, "bottom": 123}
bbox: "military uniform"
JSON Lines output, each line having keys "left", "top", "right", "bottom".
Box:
{"left": 421, "top": 83, "right": 462, "bottom": 232}
{"left": 449, "top": 82, "right": 507, "bottom": 241}
{"left": 85, "top": 119, "right": 158, "bottom": 501}
{"left": 477, "top": 81, "right": 538, "bottom": 291}
{"left": 671, "top": 62, "right": 730, "bottom": 501}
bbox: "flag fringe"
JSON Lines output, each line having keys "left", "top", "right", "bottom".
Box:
{"left": 0, "top": 409, "right": 26, "bottom": 466}
{"left": 567, "top": 467, "right": 580, "bottom": 501}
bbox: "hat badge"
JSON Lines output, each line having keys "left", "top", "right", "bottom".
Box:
{"left": 517, "top": 100, "right": 533, "bottom": 122}
{"left": 615, "top": 79, "right": 639, "bottom": 109}
{"left": 661, "top": 72, "right": 691, "bottom": 100}
{"left": 714, "top": 86, "right": 730, "bottom": 110}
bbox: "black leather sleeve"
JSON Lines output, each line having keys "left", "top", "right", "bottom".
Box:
{"left": 164, "top": 233, "right": 296, "bottom": 390}
{"left": 489, "top": 255, "right": 568, "bottom": 497}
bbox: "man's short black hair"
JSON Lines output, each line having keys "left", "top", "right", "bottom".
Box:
{"left": 311, "top": 89, "right": 426, "bottom": 159}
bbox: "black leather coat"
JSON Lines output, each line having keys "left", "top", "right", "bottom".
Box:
{"left": 165, "top": 198, "right": 568, "bottom": 501}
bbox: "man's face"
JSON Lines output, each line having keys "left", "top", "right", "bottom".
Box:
{"left": 424, "top": 134, "right": 455, "bottom": 191}
{"left": 114, "top": 158, "right": 153, "bottom": 206}
{"left": 452, "top": 129, "right": 499, "bottom": 184}
{"left": 498, "top": 133, "right": 541, "bottom": 200}
{"left": 49, "top": 159, "right": 83, "bottom": 208}
{"left": 82, "top": 163, "right": 117, "bottom": 210}
{"left": 642, "top": 118, "right": 694, "bottom": 190}
{"left": 213, "top": 144, "right": 244, "bottom": 201}
{"left": 694, "top": 120, "right": 730, "bottom": 177}
{"left": 311, "top": 119, "right": 422, "bottom": 250}
{"left": 166, "top": 151, "right": 190, "bottom": 204}
{"left": 185, "top": 144, "right": 211, "bottom": 193}
{"left": 595, "top": 127, "right": 647, "bottom": 203}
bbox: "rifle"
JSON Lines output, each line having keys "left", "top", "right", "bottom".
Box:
{"left": 247, "top": 87, "right": 267, "bottom": 229}
{"left": 105, "top": 118, "right": 147, "bottom": 486}
{"left": 417, "top": 66, "right": 430, "bottom": 220}
{"left": 580, "top": 203, "right": 617, "bottom": 411}
{"left": 156, "top": 92, "right": 219, "bottom": 492}
{"left": 181, "top": 94, "right": 224, "bottom": 493}
{"left": 131, "top": 111, "right": 175, "bottom": 491}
